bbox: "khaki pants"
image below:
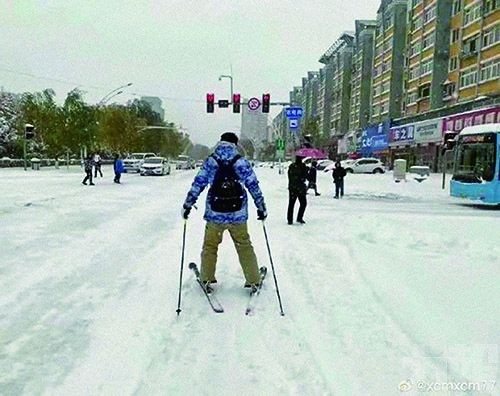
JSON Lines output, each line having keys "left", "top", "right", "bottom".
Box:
{"left": 201, "top": 222, "right": 261, "bottom": 284}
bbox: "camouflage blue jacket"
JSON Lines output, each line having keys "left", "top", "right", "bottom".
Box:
{"left": 183, "top": 142, "right": 266, "bottom": 224}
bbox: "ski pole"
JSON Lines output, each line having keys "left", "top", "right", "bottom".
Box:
{"left": 261, "top": 220, "right": 285, "bottom": 316}
{"left": 176, "top": 219, "right": 187, "bottom": 316}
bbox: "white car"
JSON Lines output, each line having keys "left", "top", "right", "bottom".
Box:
{"left": 345, "top": 158, "right": 385, "bottom": 174}
{"left": 124, "top": 153, "right": 156, "bottom": 173}
{"left": 140, "top": 157, "right": 171, "bottom": 176}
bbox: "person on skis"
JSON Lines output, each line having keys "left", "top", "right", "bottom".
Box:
{"left": 287, "top": 156, "right": 308, "bottom": 225}
{"left": 182, "top": 132, "right": 267, "bottom": 291}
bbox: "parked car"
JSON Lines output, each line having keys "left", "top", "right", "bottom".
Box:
{"left": 176, "top": 155, "right": 195, "bottom": 170}
{"left": 344, "top": 158, "right": 385, "bottom": 174}
{"left": 140, "top": 157, "right": 171, "bottom": 176}
{"left": 123, "top": 153, "right": 156, "bottom": 173}
{"left": 195, "top": 160, "right": 204, "bottom": 168}
{"left": 316, "top": 159, "right": 334, "bottom": 171}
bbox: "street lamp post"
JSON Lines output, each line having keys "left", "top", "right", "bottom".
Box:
{"left": 219, "top": 74, "right": 233, "bottom": 98}
{"left": 98, "top": 83, "right": 132, "bottom": 105}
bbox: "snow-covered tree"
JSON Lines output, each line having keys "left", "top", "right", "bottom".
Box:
{"left": 0, "top": 92, "right": 20, "bottom": 155}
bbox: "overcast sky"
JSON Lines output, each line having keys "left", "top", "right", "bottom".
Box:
{"left": 0, "top": 0, "right": 379, "bottom": 145}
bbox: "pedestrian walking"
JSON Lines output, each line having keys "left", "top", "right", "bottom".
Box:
{"left": 306, "top": 160, "right": 321, "bottom": 196}
{"left": 94, "top": 152, "right": 103, "bottom": 178}
{"left": 82, "top": 154, "right": 95, "bottom": 186}
{"left": 182, "top": 132, "right": 267, "bottom": 290}
{"left": 113, "top": 154, "right": 124, "bottom": 184}
{"left": 287, "top": 156, "right": 308, "bottom": 225}
{"left": 332, "top": 161, "right": 347, "bottom": 199}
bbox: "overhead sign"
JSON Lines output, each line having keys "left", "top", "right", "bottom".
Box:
{"left": 247, "top": 97, "right": 261, "bottom": 111}
{"left": 285, "top": 107, "right": 304, "bottom": 119}
{"left": 218, "top": 100, "right": 229, "bottom": 108}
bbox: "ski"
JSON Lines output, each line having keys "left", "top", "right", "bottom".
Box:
{"left": 188, "top": 262, "right": 224, "bottom": 313}
{"left": 245, "top": 266, "right": 268, "bottom": 316}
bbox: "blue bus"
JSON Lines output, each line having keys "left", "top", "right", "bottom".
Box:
{"left": 450, "top": 124, "right": 500, "bottom": 204}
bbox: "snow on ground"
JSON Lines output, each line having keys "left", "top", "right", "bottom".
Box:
{"left": 1, "top": 165, "right": 499, "bottom": 395}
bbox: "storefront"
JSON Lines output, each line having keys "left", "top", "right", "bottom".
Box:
{"left": 360, "top": 123, "right": 389, "bottom": 163}
{"left": 442, "top": 106, "right": 500, "bottom": 133}
{"left": 389, "top": 118, "right": 443, "bottom": 171}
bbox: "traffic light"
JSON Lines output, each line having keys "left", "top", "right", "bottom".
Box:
{"left": 206, "top": 93, "right": 215, "bottom": 113}
{"left": 232, "top": 94, "right": 241, "bottom": 113}
{"left": 25, "top": 124, "right": 35, "bottom": 139}
{"left": 262, "top": 93, "right": 270, "bottom": 113}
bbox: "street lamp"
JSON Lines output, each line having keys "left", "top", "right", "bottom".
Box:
{"left": 98, "top": 83, "right": 132, "bottom": 105}
{"left": 219, "top": 74, "right": 233, "bottom": 98}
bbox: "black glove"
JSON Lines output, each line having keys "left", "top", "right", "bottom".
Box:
{"left": 257, "top": 209, "right": 267, "bottom": 220}
{"left": 182, "top": 205, "right": 191, "bottom": 219}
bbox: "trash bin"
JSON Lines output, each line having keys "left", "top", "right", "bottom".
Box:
{"left": 31, "top": 157, "right": 41, "bottom": 171}
{"left": 393, "top": 159, "right": 407, "bottom": 182}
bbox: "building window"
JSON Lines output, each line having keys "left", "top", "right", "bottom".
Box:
{"left": 462, "top": 35, "right": 480, "bottom": 56}
{"left": 384, "top": 14, "right": 393, "bottom": 30}
{"left": 420, "top": 58, "right": 433, "bottom": 76}
{"left": 407, "top": 91, "right": 418, "bottom": 104}
{"left": 412, "top": 0, "right": 423, "bottom": 7}
{"left": 451, "top": 29, "right": 460, "bottom": 43}
{"left": 449, "top": 56, "right": 459, "bottom": 71}
{"left": 482, "top": 25, "right": 500, "bottom": 48}
{"left": 422, "top": 32, "right": 435, "bottom": 49}
{"left": 460, "top": 67, "right": 478, "bottom": 88}
{"left": 418, "top": 84, "right": 431, "bottom": 99}
{"left": 443, "top": 82, "right": 457, "bottom": 98}
{"left": 484, "top": 0, "right": 498, "bottom": 14}
{"left": 409, "top": 65, "right": 420, "bottom": 80}
{"left": 480, "top": 59, "right": 500, "bottom": 82}
{"left": 453, "top": 0, "right": 462, "bottom": 15}
{"left": 413, "top": 15, "right": 423, "bottom": 30}
{"left": 423, "top": 6, "right": 437, "bottom": 24}
{"left": 410, "top": 41, "right": 422, "bottom": 57}
{"left": 463, "top": 4, "right": 481, "bottom": 26}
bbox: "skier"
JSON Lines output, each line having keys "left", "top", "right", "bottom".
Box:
{"left": 332, "top": 161, "right": 347, "bottom": 198}
{"left": 306, "top": 160, "right": 321, "bottom": 196}
{"left": 287, "top": 155, "right": 308, "bottom": 225}
{"left": 82, "top": 154, "right": 95, "bottom": 186}
{"left": 94, "top": 152, "right": 103, "bottom": 178}
{"left": 182, "top": 132, "right": 267, "bottom": 291}
{"left": 113, "top": 154, "right": 124, "bottom": 184}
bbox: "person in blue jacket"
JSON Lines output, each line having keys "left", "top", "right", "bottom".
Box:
{"left": 113, "top": 154, "right": 124, "bottom": 184}
{"left": 182, "top": 132, "right": 267, "bottom": 290}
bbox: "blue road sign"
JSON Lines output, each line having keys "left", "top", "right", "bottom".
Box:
{"left": 289, "top": 119, "right": 299, "bottom": 130}
{"left": 285, "top": 107, "right": 304, "bottom": 119}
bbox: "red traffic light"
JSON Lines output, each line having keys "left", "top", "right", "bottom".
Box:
{"left": 233, "top": 93, "right": 241, "bottom": 113}
{"left": 206, "top": 93, "right": 215, "bottom": 113}
{"left": 262, "top": 93, "right": 270, "bottom": 113}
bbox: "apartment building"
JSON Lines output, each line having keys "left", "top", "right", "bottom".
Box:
{"left": 444, "top": 0, "right": 500, "bottom": 105}
{"left": 319, "top": 32, "right": 355, "bottom": 137}
{"left": 301, "top": 71, "right": 320, "bottom": 121}
{"left": 403, "top": 0, "right": 453, "bottom": 116}
{"left": 349, "top": 20, "right": 378, "bottom": 131}
{"left": 371, "top": 0, "right": 408, "bottom": 124}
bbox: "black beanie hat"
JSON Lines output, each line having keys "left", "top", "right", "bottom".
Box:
{"left": 220, "top": 132, "right": 239, "bottom": 145}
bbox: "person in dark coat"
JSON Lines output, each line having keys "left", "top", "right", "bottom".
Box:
{"left": 306, "top": 160, "right": 321, "bottom": 196}
{"left": 82, "top": 155, "right": 95, "bottom": 185}
{"left": 287, "top": 156, "right": 308, "bottom": 224}
{"left": 332, "top": 161, "right": 347, "bottom": 198}
{"left": 113, "top": 154, "right": 124, "bottom": 184}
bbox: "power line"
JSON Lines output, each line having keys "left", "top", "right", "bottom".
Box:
{"left": 0, "top": 65, "right": 203, "bottom": 103}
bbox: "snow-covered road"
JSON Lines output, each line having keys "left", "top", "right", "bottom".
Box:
{"left": 1, "top": 166, "right": 499, "bottom": 395}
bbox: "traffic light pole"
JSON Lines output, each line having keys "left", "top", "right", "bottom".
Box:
{"left": 23, "top": 136, "right": 27, "bottom": 171}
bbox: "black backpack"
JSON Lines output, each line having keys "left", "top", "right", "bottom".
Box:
{"left": 208, "top": 154, "right": 244, "bottom": 213}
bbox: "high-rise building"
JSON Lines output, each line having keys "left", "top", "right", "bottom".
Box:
{"left": 350, "top": 20, "right": 378, "bottom": 131}
{"left": 443, "top": 0, "right": 500, "bottom": 107}
{"left": 403, "top": 0, "right": 453, "bottom": 116}
{"left": 319, "top": 32, "right": 355, "bottom": 137}
{"left": 301, "top": 71, "right": 320, "bottom": 121}
{"left": 370, "top": 0, "right": 408, "bottom": 124}
{"left": 140, "top": 96, "right": 165, "bottom": 121}
{"left": 241, "top": 99, "right": 268, "bottom": 148}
